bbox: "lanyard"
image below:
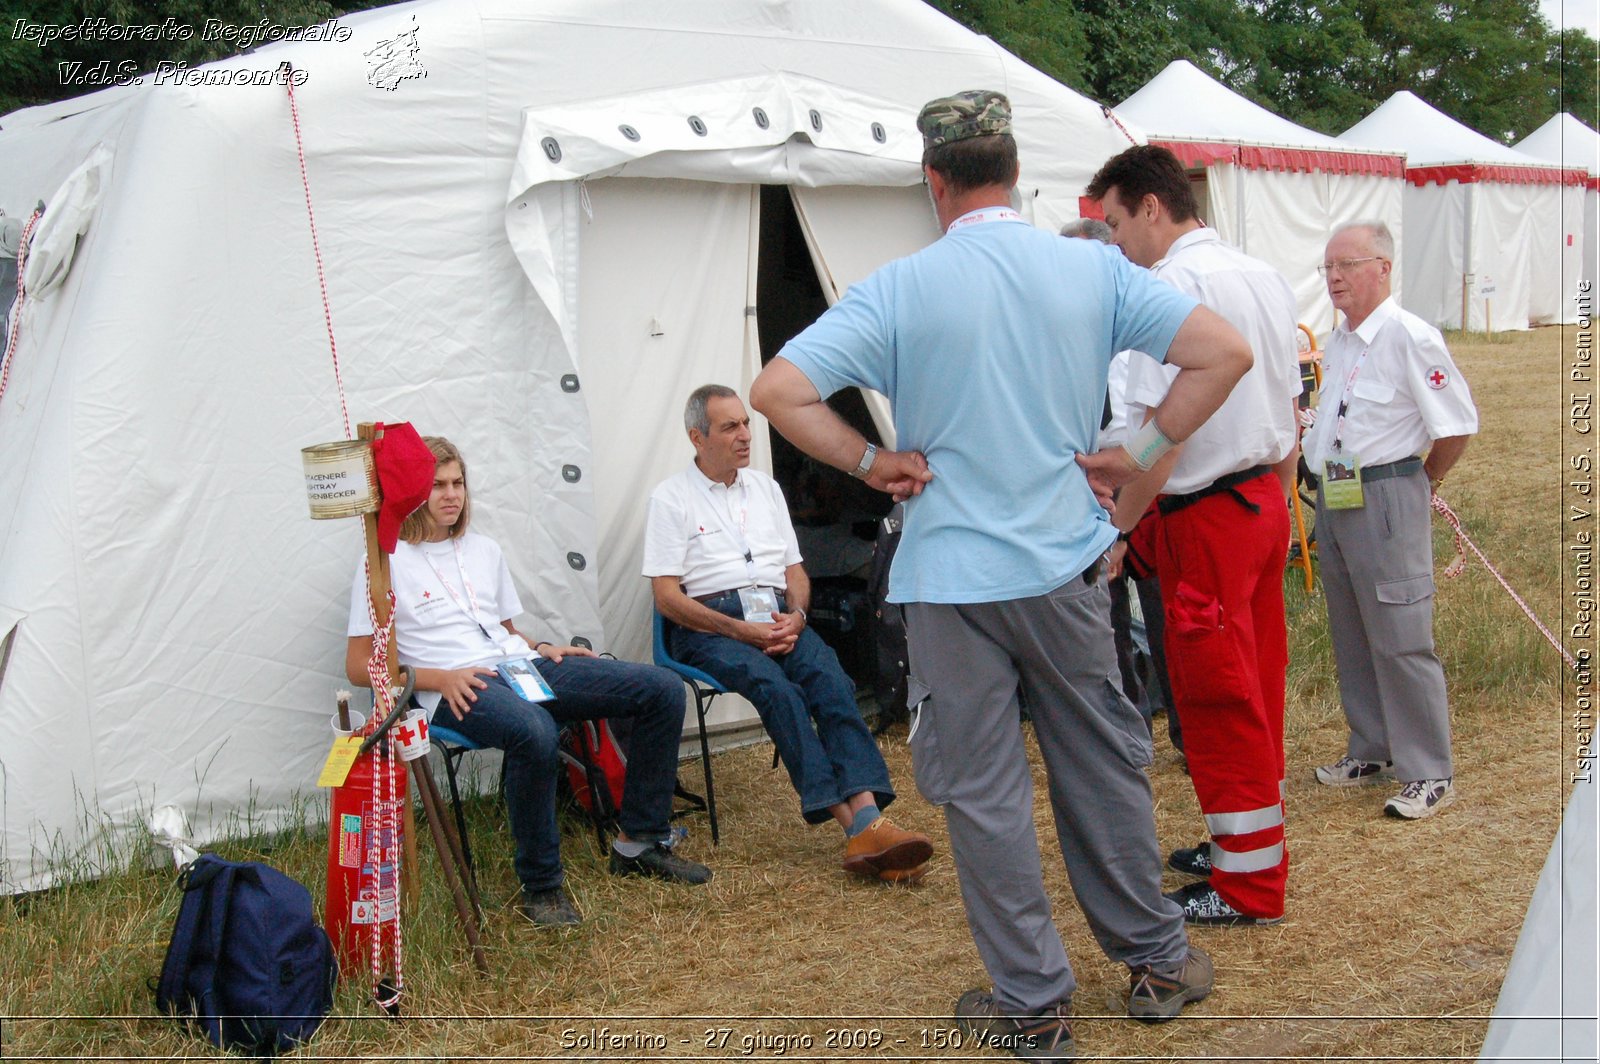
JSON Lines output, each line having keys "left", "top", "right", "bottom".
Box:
{"left": 1329, "top": 342, "right": 1372, "bottom": 455}
{"left": 422, "top": 540, "right": 499, "bottom": 646}
{"left": 945, "top": 206, "right": 1024, "bottom": 231}
{"left": 711, "top": 477, "right": 758, "bottom": 584}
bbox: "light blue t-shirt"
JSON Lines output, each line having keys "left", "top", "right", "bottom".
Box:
{"left": 778, "top": 213, "right": 1198, "bottom": 604}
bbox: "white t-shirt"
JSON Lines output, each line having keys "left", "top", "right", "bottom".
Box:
{"left": 1302, "top": 296, "right": 1478, "bottom": 468}
{"left": 347, "top": 532, "right": 532, "bottom": 712}
{"left": 641, "top": 462, "right": 802, "bottom": 598}
{"left": 1125, "top": 227, "right": 1302, "bottom": 494}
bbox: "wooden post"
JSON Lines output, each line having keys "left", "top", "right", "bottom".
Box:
{"left": 356, "top": 423, "right": 419, "bottom": 905}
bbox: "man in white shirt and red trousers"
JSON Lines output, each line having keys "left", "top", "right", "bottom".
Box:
{"left": 1088, "top": 144, "right": 1302, "bottom": 927}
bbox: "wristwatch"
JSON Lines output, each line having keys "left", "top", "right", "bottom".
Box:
{"left": 850, "top": 442, "right": 878, "bottom": 479}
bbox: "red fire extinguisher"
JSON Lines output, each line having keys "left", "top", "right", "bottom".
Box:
{"left": 326, "top": 739, "right": 408, "bottom": 979}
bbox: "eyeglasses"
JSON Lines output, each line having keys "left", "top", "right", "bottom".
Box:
{"left": 1317, "top": 257, "right": 1386, "bottom": 276}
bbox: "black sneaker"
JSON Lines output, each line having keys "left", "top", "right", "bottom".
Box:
{"left": 1167, "top": 840, "right": 1212, "bottom": 878}
{"left": 955, "top": 988, "right": 1073, "bottom": 1062}
{"left": 609, "top": 842, "right": 712, "bottom": 885}
{"left": 1128, "top": 945, "right": 1214, "bottom": 1022}
{"left": 519, "top": 887, "right": 581, "bottom": 926}
{"left": 1164, "top": 880, "right": 1282, "bottom": 927}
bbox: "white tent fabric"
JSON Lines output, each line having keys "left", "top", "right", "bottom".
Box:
{"left": 1340, "top": 91, "right": 1587, "bottom": 330}
{"left": 1478, "top": 775, "right": 1598, "bottom": 1062}
{"left": 0, "top": 0, "right": 1142, "bottom": 892}
{"left": 1516, "top": 113, "right": 1600, "bottom": 299}
{"left": 1113, "top": 60, "right": 1406, "bottom": 336}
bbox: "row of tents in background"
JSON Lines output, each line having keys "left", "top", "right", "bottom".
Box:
{"left": 1114, "top": 59, "right": 1598, "bottom": 336}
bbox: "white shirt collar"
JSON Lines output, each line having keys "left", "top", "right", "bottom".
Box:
{"left": 1152, "top": 225, "right": 1218, "bottom": 269}
{"left": 689, "top": 459, "right": 744, "bottom": 491}
{"left": 1341, "top": 296, "right": 1400, "bottom": 345}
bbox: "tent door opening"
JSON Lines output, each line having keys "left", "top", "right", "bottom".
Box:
{"left": 754, "top": 185, "right": 890, "bottom": 695}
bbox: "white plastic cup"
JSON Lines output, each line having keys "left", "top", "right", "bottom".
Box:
{"left": 331, "top": 709, "right": 368, "bottom": 740}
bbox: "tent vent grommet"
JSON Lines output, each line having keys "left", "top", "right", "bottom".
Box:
{"left": 562, "top": 465, "right": 581, "bottom": 483}
{"left": 566, "top": 552, "right": 586, "bottom": 571}
{"left": 871, "top": 122, "right": 885, "bottom": 143}
{"left": 752, "top": 107, "right": 770, "bottom": 129}
{"left": 809, "top": 109, "right": 823, "bottom": 132}
{"left": 540, "top": 137, "right": 561, "bottom": 162}
{"left": 570, "top": 636, "right": 593, "bottom": 650}
{"left": 688, "top": 115, "right": 708, "bottom": 136}
{"left": 560, "top": 374, "right": 580, "bottom": 393}
{"left": 619, "top": 124, "right": 640, "bottom": 141}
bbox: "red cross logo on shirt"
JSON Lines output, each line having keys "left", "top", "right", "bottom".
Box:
{"left": 1426, "top": 366, "right": 1449, "bottom": 390}
{"left": 422, "top": 590, "right": 431, "bottom": 599}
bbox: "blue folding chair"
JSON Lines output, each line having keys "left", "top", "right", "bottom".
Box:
{"left": 652, "top": 609, "right": 726, "bottom": 844}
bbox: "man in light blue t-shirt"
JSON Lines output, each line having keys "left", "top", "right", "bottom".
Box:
{"left": 751, "top": 91, "right": 1254, "bottom": 1059}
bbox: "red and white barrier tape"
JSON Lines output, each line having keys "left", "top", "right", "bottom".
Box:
{"left": 1432, "top": 493, "right": 1577, "bottom": 672}
{"left": 0, "top": 208, "right": 45, "bottom": 411}
{"left": 283, "top": 65, "right": 352, "bottom": 441}
{"left": 360, "top": 556, "right": 404, "bottom": 1008}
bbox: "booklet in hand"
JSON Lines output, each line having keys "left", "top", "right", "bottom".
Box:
{"left": 497, "top": 657, "right": 555, "bottom": 702}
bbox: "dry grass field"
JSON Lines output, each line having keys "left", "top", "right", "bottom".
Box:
{"left": 0, "top": 325, "right": 1582, "bottom": 1061}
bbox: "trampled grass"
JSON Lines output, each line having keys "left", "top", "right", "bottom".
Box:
{"left": 0, "top": 325, "right": 1582, "bottom": 1061}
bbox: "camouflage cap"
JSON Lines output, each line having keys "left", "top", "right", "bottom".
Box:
{"left": 917, "top": 90, "right": 1012, "bottom": 149}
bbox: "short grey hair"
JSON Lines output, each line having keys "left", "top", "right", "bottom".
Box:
{"left": 684, "top": 383, "right": 738, "bottom": 436}
{"left": 1332, "top": 220, "right": 1395, "bottom": 260}
{"left": 1060, "top": 217, "right": 1113, "bottom": 243}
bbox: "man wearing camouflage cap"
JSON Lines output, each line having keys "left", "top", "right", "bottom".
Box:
{"left": 752, "top": 90, "right": 1253, "bottom": 1059}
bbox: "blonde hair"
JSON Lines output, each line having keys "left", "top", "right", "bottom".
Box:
{"left": 399, "top": 436, "right": 470, "bottom": 544}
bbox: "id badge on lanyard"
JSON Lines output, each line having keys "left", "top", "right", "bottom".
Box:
{"left": 1321, "top": 453, "right": 1365, "bottom": 510}
{"left": 1323, "top": 344, "right": 1370, "bottom": 510}
{"left": 737, "top": 586, "right": 779, "bottom": 623}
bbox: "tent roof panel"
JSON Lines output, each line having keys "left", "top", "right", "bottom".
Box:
{"left": 1340, "top": 91, "right": 1586, "bottom": 186}
{"left": 1516, "top": 112, "right": 1600, "bottom": 185}
{"left": 1116, "top": 60, "right": 1403, "bottom": 174}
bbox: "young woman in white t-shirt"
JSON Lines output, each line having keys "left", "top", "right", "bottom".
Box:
{"left": 346, "top": 437, "right": 709, "bottom": 925}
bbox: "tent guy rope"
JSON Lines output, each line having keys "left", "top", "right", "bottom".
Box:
{"left": 283, "top": 62, "right": 352, "bottom": 441}
{"left": 0, "top": 207, "right": 45, "bottom": 412}
{"left": 1433, "top": 492, "right": 1578, "bottom": 671}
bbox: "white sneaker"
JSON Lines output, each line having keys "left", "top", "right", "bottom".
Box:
{"left": 1384, "top": 778, "right": 1456, "bottom": 820}
{"left": 1314, "top": 755, "right": 1395, "bottom": 787}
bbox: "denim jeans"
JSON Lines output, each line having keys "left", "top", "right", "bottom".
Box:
{"left": 670, "top": 591, "right": 892, "bottom": 824}
{"left": 429, "top": 655, "right": 684, "bottom": 894}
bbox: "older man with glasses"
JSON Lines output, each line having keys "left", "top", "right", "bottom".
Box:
{"left": 1303, "top": 220, "right": 1478, "bottom": 820}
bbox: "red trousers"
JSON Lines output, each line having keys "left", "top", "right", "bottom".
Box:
{"left": 1155, "top": 471, "right": 1290, "bottom": 918}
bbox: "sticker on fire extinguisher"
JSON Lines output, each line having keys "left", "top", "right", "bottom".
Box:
{"left": 339, "top": 814, "right": 363, "bottom": 868}
{"left": 350, "top": 899, "right": 378, "bottom": 924}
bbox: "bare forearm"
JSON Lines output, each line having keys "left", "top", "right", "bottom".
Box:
{"left": 651, "top": 575, "right": 753, "bottom": 641}
{"left": 1424, "top": 435, "right": 1470, "bottom": 485}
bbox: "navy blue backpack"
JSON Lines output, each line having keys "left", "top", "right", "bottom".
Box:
{"left": 155, "top": 854, "right": 337, "bottom": 1056}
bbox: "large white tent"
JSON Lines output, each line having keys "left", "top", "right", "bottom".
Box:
{"left": 1112, "top": 59, "right": 1406, "bottom": 335}
{"left": 1339, "top": 91, "right": 1587, "bottom": 331}
{"left": 1516, "top": 112, "right": 1600, "bottom": 299}
{"left": 0, "top": 0, "right": 1142, "bottom": 893}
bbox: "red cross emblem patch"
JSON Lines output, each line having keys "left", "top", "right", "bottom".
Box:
{"left": 1425, "top": 366, "right": 1449, "bottom": 390}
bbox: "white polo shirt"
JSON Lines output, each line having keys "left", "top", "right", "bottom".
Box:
{"left": 1125, "top": 227, "right": 1302, "bottom": 495}
{"left": 642, "top": 462, "right": 802, "bottom": 598}
{"left": 1303, "top": 296, "right": 1478, "bottom": 468}
{"left": 348, "top": 532, "right": 532, "bottom": 713}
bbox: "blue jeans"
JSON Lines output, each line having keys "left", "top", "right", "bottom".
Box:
{"left": 670, "top": 591, "right": 892, "bottom": 824}
{"left": 429, "top": 655, "right": 684, "bottom": 894}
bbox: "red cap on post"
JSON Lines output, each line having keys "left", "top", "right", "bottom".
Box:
{"left": 370, "top": 422, "right": 434, "bottom": 552}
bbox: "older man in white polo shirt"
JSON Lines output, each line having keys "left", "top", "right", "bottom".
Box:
{"left": 643, "top": 384, "right": 933, "bottom": 881}
{"left": 1303, "top": 220, "right": 1477, "bottom": 820}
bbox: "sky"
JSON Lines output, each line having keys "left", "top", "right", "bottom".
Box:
{"left": 1540, "top": 0, "right": 1600, "bottom": 37}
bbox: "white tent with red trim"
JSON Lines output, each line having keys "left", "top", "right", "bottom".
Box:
{"left": 1339, "top": 91, "right": 1588, "bottom": 330}
{"left": 0, "top": 0, "right": 1140, "bottom": 893}
{"left": 1515, "top": 112, "right": 1600, "bottom": 298}
{"left": 1111, "top": 60, "right": 1407, "bottom": 335}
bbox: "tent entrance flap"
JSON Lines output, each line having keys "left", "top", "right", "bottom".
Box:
{"left": 755, "top": 185, "right": 893, "bottom": 691}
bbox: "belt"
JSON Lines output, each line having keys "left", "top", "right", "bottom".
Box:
{"left": 693, "top": 586, "right": 783, "bottom": 605}
{"left": 1305, "top": 455, "right": 1422, "bottom": 491}
{"left": 1157, "top": 465, "right": 1272, "bottom": 517}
